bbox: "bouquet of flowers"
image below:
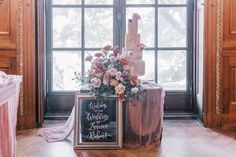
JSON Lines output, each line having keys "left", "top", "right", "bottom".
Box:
{"left": 74, "top": 45, "right": 144, "bottom": 100}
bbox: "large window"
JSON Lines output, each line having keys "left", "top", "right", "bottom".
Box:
{"left": 48, "top": 0, "right": 114, "bottom": 91}
{"left": 46, "top": 0, "right": 194, "bottom": 114}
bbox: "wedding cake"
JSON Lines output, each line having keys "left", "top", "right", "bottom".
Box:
{"left": 122, "top": 13, "right": 145, "bottom": 76}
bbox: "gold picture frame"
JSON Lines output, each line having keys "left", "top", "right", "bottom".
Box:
{"left": 74, "top": 93, "right": 123, "bottom": 149}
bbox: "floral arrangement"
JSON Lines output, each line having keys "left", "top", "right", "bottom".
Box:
{"left": 74, "top": 45, "right": 144, "bottom": 100}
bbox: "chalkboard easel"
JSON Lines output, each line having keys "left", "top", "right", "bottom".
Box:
{"left": 74, "top": 93, "right": 123, "bottom": 149}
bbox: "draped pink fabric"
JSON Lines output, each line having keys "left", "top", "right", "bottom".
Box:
{"left": 37, "top": 107, "right": 75, "bottom": 142}
{"left": 124, "top": 81, "right": 165, "bottom": 147}
{"left": 37, "top": 81, "right": 165, "bottom": 148}
{"left": 0, "top": 72, "right": 22, "bottom": 157}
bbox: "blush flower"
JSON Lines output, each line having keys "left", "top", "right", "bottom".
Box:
{"left": 119, "top": 57, "right": 128, "bottom": 65}
{"left": 110, "top": 79, "right": 119, "bottom": 87}
{"left": 95, "top": 70, "right": 104, "bottom": 78}
{"left": 130, "top": 76, "right": 138, "bottom": 85}
{"left": 101, "top": 45, "right": 112, "bottom": 54}
{"left": 103, "top": 71, "right": 110, "bottom": 85}
{"left": 108, "top": 68, "right": 117, "bottom": 76}
{"left": 94, "top": 52, "right": 103, "bottom": 58}
{"left": 91, "top": 63, "right": 97, "bottom": 70}
{"left": 123, "top": 65, "right": 130, "bottom": 71}
{"left": 91, "top": 78, "right": 101, "bottom": 89}
{"left": 115, "top": 83, "right": 126, "bottom": 95}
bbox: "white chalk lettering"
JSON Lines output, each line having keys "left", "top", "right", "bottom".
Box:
{"left": 87, "top": 131, "right": 111, "bottom": 140}
{"left": 86, "top": 112, "right": 109, "bottom": 122}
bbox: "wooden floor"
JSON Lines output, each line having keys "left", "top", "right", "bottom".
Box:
{"left": 16, "top": 120, "right": 236, "bottom": 157}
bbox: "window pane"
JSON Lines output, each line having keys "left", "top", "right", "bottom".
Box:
{"left": 158, "top": 50, "right": 186, "bottom": 90}
{"left": 53, "top": 8, "right": 81, "bottom": 48}
{"left": 85, "top": 0, "right": 113, "bottom": 5}
{"left": 158, "top": 0, "right": 186, "bottom": 4}
{"left": 158, "top": 7, "right": 186, "bottom": 47}
{"left": 126, "top": 0, "right": 155, "bottom": 4}
{"left": 140, "top": 51, "right": 155, "bottom": 81}
{"left": 53, "top": 0, "right": 81, "bottom": 5}
{"left": 53, "top": 51, "right": 81, "bottom": 91}
{"left": 85, "top": 8, "right": 113, "bottom": 48}
{"left": 126, "top": 8, "right": 155, "bottom": 48}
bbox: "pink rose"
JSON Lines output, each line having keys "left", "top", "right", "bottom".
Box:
{"left": 119, "top": 57, "right": 128, "bottom": 65}
{"left": 109, "top": 55, "right": 116, "bottom": 63}
{"left": 115, "top": 83, "right": 126, "bottom": 95}
{"left": 90, "top": 78, "right": 101, "bottom": 89}
{"left": 113, "top": 46, "right": 119, "bottom": 57}
{"left": 88, "top": 69, "right": 95, "bottom": 78}
{"left": 108, "top": 68, "right": 117, "bottom": 76}
{"left": 95, "top": 70, "right": 104, "bottom": 78}
{"left": 130, "top": 76, "right": 138, "bottom": 85}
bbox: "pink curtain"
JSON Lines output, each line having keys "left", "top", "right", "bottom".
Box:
{"left": 38, "top": 81, "right": 165, "bottom": 148}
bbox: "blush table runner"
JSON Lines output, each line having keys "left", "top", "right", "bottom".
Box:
{"left": 0, "top": 73, "right": 22, "bottom": 157}
{"left": 124, "top": 81, "right": 165, "bottom": 147}
{"left": 38, "top": 81, "right": 165, "bottom": 147}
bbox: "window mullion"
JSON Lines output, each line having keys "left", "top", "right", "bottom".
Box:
{"left": 114, "top": 0, "right": 125, "bottom": 49}
{"left": 81, "top": 0, "right": 85, "bottom": 74}
{"left": 155, "top": 0, "right": 158, "bottom": 83}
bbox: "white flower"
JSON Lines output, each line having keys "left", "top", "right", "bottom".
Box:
{"left": 115, "top": 83, "right": 126, "bottom": 95}
{"left": 90, "top": 78, "right": 101, "bottom": 88}
{"left": 115, "top": 71, "right": 122, "bottom": 80}
{"left": 131, "top": 87, "right": 139, "bottom": 94}
{"left": 109, "top": 68, "right": 117, "bottom": 76}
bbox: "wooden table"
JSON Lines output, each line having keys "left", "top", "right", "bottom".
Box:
{"left": 0, "top": 77, "right": 21, "bottom": 157}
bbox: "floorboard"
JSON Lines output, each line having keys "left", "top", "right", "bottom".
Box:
{"left": 16, "top": 120, "right": 236, "bottom": 157}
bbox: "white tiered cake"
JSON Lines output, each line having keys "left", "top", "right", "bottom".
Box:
{"left": 122, "top": 13, "right": 145, "bottom": 76}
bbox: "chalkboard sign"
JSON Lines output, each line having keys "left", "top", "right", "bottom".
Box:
{"left": 74, "top": 94, "right": 123, "bottom": 149}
